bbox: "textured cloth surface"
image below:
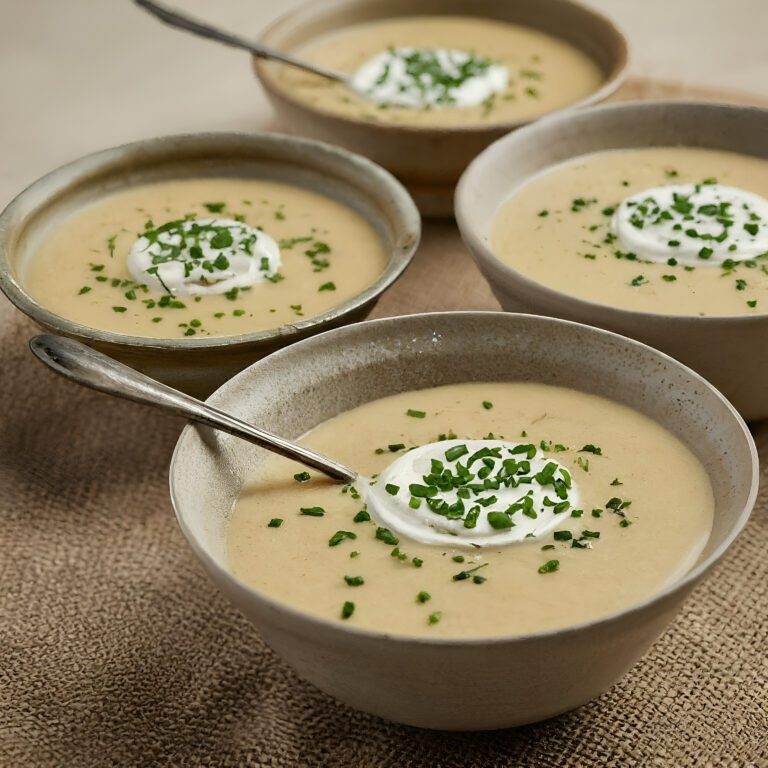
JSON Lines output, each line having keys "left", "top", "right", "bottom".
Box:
{"left": 1, "top": 216, "right": 766, "bottom": 768}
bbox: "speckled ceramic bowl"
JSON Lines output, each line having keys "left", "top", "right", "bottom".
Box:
{"left": 0, "top": 132, "right": 420, "bottom": 397}
{"left": 254, "top": 0, "right": 628, "bottom": 216}
{"left": 170, "top": 311, "right": 757, "bottom": 730}
{"left": 456, "top": 101, "right": 768, "bottom": 420}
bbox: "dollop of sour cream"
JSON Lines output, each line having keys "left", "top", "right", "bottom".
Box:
{"left": 612, "top": 183, "right": 768, "bottom": 267}
{"left": 351, "top": 47, "right": 508, "bottom": 109}
{"left": 366, "top": 439, "right": 579, "bottom": 547}
{"left": 127, "top": 217, "right": 281, "bottom": 296}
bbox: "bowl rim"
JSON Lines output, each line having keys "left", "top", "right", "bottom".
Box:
{"left": 455, "top": 99, "right": 768, "bottom": 323}
{"left": 0, "top": 130, "right": 421, "bottom": 352}
{"left": 169, "top": 309, "right": 759, "bottom": 647}
{"left": 253, "top": 0, "right": 629, "bottom": 136}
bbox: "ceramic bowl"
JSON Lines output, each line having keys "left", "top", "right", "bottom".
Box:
{"left": 254, "top": 0, "right": 628, "bottom": 216}
{"left": 456, "top": 101, "right": 768, "bottom": 421}
{"left": 0, "top": 132, "right": 420, "bottom": 397}
{"left": 169, "top": 311, "right": 757, "bottom": 730}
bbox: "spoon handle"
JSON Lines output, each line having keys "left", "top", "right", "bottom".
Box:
{"left": 134, "top": 0, "right": 347, "bottom": 83}
{"left": 29, "top": 334, "right": 357, "bottom": 484}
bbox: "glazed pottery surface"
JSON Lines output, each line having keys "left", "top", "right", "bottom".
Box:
{"left": 456, "top": 101, "right": 768, "bottom": 420}
{"left": 0, "top": 132, "right": 420, "bottom": 397}
{"left": 254, "top": 0, "right": 628, "bottom": 216}
{"left": 170, "top": 311, "right": 757, "bottom": 730}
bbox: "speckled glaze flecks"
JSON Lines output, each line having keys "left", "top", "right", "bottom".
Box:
{"left": 253, "top": 0, "right": 628, "bottom": 216}
{"left": 0, "top": 132, "right": 420, "bottom": 397}
{"left": 169, "top": 311, "right": 758, "bottom": 730}
{"left": 456, "top": 101, "right": 768, "bottom": 420}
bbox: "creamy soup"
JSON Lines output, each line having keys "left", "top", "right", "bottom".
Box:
{"left": 491, "top": 147, "right": 768, "bottom": 316}
{"left": 271, "top": 16, "right": 603, "bottom": 128}
{"left": 24, "top": 179, "right": 388, "bottom": 338}
{"left": 228, "top": 382, "right": 714, "bottom": 638}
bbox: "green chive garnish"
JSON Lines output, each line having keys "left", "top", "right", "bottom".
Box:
{"left": 329, "top": 530, "right": 357, "bottom": 547}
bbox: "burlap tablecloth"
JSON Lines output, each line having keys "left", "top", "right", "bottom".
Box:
{"left": 1, "top": 217, "right": 766, "bottom": 767}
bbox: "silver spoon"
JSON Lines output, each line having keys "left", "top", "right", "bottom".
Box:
{"left": 29, "top": 334, "right": 357, "bottom": 484}
{"left": 134, "top": 0, "right": 348, "bottom": 85}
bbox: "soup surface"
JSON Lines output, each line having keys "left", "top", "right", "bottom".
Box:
{"left": 228, "top": 382, "right": 714, "bottom": 638}
{"left": 491, "top": 147, "right": 768, "bottom": 316}
{"left": 24, "top": 179, "right": 388, "bottom": 338}
{"left": 272, "top": 16, "right": 603, "bottom": 128}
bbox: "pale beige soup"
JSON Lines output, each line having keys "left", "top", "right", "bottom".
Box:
{"left": 273, "top": 16, "right": 603, "bottom": 128}
{"left": 491, "top": 147, "right": 768, "bottom": 316}
{"left": 24, "top": 179, "right": 388, "bottom": 338}
{"left": 228, "top": 382, "right": 714, "bottom": 639}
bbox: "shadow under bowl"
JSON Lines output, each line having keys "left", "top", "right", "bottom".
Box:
{"left": 170, "top": 311, "right": 757, "bottom": 730}
{"left": 0, "top": 131, "right": 420, "bottom": 397}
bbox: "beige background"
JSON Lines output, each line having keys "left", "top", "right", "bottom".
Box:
{"left": 1, "top": 2, "right": 767, "bottom": 766}
{"left": 1, "top": 0, "right": 767, "bottom": 206}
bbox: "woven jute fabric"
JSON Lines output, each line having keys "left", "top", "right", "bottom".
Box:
{"left": 1, "top": 220, "right": 766, "bottom": 767}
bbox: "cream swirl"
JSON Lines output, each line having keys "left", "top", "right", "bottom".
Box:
{"left": 351, "top": 47, "right": 508, "bottom": 109}
{"left": 612, "top": 183, "right": 768, "bottom": 267}
{"left": 366, "top": 439, "right": 579, "bottom": 547}
{"left": 128, "top": 217, "right": 280, "bottom": 296}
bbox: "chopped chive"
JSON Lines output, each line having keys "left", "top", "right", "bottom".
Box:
{"left": 553, "top": 531, "right": 572, "bottom": 541}
{"left": 329, "top": 530, "right": 357, "bottom": 547}
{"left": 452, "top": 555, "right": 465, "bottom": 563}
{"left": 406, "top": 409, "right": 426, "bottom": 418}
{"left": 416, "top": 591, "right": 431, "bottom": 603}
{"left": 375, "top": 527, "right": 399, "bottom": 545}
{"left": 412, "top": 557, "right": 423, "bottom": 568}
{"left": 428, "top": 611, "right": 442, "bottom": 625}
{"left": 385, "top": 483, "right": 400, "bottom": 496}
{"left": 445, "top": 444, "right": 468, "bottom": 462}
{"left": 452, "top": 563, "right": 488, "bottom": 582}
{"left": 78, "top": 286, "right": 92, "bottom": 295}
{"left": 341, "top": 601, "right": 355, "bottom": 619}
{"left": 353, "top": 508, "right": 370, "bottom": 523}
{"left": 487, "top": 511, "right": 513, "bottom": 529}
{"left": 579, "top": 444, "right": 602, "bottom": 455}
{"left": 538, "top": 559, "right": 560, "bottom": 574}
{"left": 112, "top": 306, "right": 127, "bottom": 313}
{"left": 344, "top": 575, "right": 364, "bottom": 587}
{"left": 482, "top": 401, "right": 493, "bottom": 410}
{"left": 267, "top": 518, "right": 283, "bottom": 528}
{"left": 293, "top": 471, "right": 311, "bottom": 482}
{"left": 300, "top": 506, "right": 325, "bottom": 517}
{"left": 318, "top": 281, "right": 336, "bottom": 292}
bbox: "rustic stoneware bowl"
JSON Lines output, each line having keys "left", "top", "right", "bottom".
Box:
{"left": 0, "top": 132, "right": 420, "bottom": 397}
{"left": 456, "top": 101, "right": 768, "bottom": 421}
{"left": 254, "top": 0, "right": 627, "bottom": 216}
{"left": 170, "top": 311, "right": 757, "bottom": 730}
